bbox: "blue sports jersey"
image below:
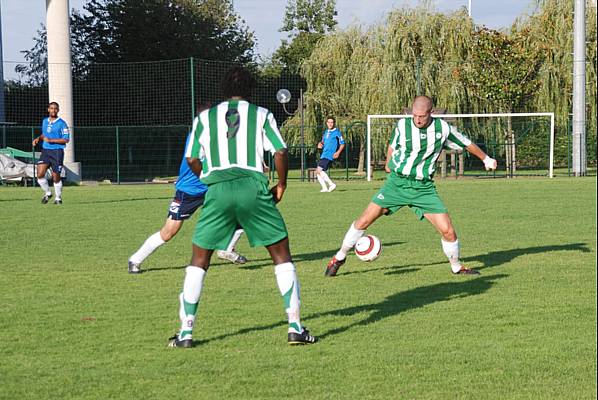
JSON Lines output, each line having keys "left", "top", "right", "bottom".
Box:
{"left": 320, "top": 128, "right": 345, "bottom": 160}
{"left": 41, "top": 117, "right": 70, "bottom": 150}
{"left": 175, "top": 133, "right": 208, "bottom": 196}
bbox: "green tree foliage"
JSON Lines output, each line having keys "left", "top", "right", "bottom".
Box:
{"left": 269, "top": 0, "right": 337, "bottom": 74}
{"left": 16, "top": 0, "right": 255, "bottom": 83}
{"left": 463, "top": 28, "right": 542, "bottom": 112}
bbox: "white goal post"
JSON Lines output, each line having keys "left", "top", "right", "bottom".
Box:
{"left": 366, "top": 112, "right": 555, "bottom": 181}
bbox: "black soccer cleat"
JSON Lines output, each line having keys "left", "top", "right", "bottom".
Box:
{"left": 128, "top": 261, "right": 141, "bottom": 274}
{"left": 452, "top": 266, "right": 480, "bottom": 275}
{"left": 288, "top": 328, "right": 318, "bottom": 345}
{"left": 41, "top": 193, "right": 53, "bottom": 204}
{"left": 54, "top": 199, "right": 62, "bottom": 205}
{"left": 325, "top": 256, "right": 346, "bottom": 277}
{"left": 168, "top": 334, "right": 193, "bottom": 348}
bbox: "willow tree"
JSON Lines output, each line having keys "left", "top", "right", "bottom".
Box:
{"left": 515, "top": 0, "right": 597, "bottom": 167}
{"left": 287, "top": 0, "right": 597, "bottom": 171}
{"left": 294, "top": 4, "right": 480, "bottom": 171}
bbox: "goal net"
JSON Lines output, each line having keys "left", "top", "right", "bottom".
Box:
{"left": 366, "top": 113, "right": 555, "bottom": 181}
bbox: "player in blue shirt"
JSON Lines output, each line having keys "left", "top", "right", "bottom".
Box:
{"left": 128, "top": 107, "right": 247, "bottom": 274}
{"left": 32, "top": 102, "right": 70, "bottom": 204}
{"left": 316, "top": 117, "right": 345, "bottom": 192}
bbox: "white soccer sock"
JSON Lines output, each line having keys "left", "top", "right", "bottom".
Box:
{"left": 179, "top": 266, "right": 206, "bottom": 336}
{"left": 129, "top": 232, "right": 166, "bottom": 265}
{"left": 316, "top": 174, "right": 327, "bottom": 191}
{"left": 275, "top": 262, "right": 302, "bottom": 334}
{"left": 321, "top": 170, "right": 334, "bottom": 186}
{"left": 38, "top": 178, "right": 51, "bottom": 195}
{"left": 226, "top": 229, "right": 244, "bottom": 253}
{"left": 335, "top": 222, "right": 365, "bottom": 261}
{"left": 53, "top": 180, "right": 63, "bottom": 199}
{"left": 441, "top": 239, "right": 462, "bottom": 273}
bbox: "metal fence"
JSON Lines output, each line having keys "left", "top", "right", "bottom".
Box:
{"left": 3, "top": 120, "right": 594, "bottom": 184}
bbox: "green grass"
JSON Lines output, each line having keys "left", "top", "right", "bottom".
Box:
{"left": 0, "top": 178, "right": 596, "bottom": 399}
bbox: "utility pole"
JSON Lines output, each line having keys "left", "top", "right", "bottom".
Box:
{"left": 0, "top": 2, "right": 5, "bottom": 124}
{"left": 572, "top": 0, "right": 587, "bottom": 176}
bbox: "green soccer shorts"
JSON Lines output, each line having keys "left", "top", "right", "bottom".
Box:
{"left": 193, "top": 176, "right": 288, "bottom": 249}
{"left": 371, "top": 173, "right": 448, "bottom": 220}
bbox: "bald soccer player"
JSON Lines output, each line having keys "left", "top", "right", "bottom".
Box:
{"left": 325, "top": 95, "right": 497, "bottom": 277}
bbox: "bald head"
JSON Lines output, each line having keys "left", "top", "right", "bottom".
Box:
{"left": 412, "top": 95, "right": 433, "bottom": 128}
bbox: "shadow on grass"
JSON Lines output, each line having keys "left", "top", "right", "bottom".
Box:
{"left": 420, "top": 243, "right": 591, "bottom": 270}
{"left": 194, "top": 273, "right": 506, "bottom": 346}
{"left": 239, "top": 240, "right": 405, "bottom": 271}
{"left": 0, "top": 198, "right": 33, "bottom": 202}
{"left": 78, "top": 196, "right": 171, "bottom": 205}
{"left": 312, "top": 273, "right": 507, "bottom": 339}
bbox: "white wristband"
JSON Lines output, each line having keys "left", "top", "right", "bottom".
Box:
{"left": 483, "top": 156, "right": 497, "bottom": 170}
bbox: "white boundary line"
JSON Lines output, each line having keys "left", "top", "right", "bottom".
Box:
{"left": 366, "top": 112, "right": 555, "bottom": 181}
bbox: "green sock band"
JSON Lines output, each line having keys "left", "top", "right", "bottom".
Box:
{"left": 184, "top": 299, "right": 198, "bottom": 317}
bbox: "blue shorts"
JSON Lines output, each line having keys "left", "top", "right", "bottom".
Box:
{"left": 167, "top": 190, "right": 206, "bottom": 220}
{"left": 38, "top": 148, "right": 64, "bottom": 174}
{"left": 317, "top": 158, "right": 333, "bottom": 171}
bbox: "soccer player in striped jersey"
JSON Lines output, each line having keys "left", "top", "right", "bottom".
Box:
{"left": 32, "top": 102, "right": 70, "bottom": 204}
{"left": 168, "top": 67, "right": 316, "bottom": 348}
{"left": 127, "top": 103, "right": 247, "bottom": 274}
{"left": 325, "top": 95, "right": 497, "bottom": 277}
{"left": 315, "top": 117, "right": 345, "bottom": 192}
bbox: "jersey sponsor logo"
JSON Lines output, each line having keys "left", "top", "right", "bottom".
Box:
{"left": 377, "top": 193, "right": 385, "bottom": 200}
{"left": 436, "top": 132, "right": 442, "bottom": 139}
{"left": 225, "top": 109, "right": 240, "bottom": 139}
{"left": 420, "top": 133, "right": 427, "bottom": 139}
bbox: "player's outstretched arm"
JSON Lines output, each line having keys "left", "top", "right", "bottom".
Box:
{"left": 271, "top": 149, "right": 288, "bottom": 203}
{"left": 465, "top": 143, "right": 497, "bottom": 171}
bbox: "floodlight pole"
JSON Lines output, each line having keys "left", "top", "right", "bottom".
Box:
{"left": 0, "top": 2, "right": 6, "bottom": 124}
{"left": 572, "top": 0, "right": 587, "bottom": 176}
{"left": 46, "top": 0, "right": 81, "bottom": 182}
{"left": 300, "top": 89, "right": 305, "bottom": 182}
{"left": 468, "top": 0, "right": 472, "bottom": 17}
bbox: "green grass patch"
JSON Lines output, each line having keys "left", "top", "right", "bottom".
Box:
{"left": 0, "top": 177, "right": 596, "bottom": 399}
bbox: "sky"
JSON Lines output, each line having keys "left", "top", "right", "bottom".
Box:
{"left": 1, "top": 0, "right": 538, "bottom": 77}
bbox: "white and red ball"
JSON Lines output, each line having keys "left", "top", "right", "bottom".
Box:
{"left": 354, "top": 235, "right": 382, "bottom": 262}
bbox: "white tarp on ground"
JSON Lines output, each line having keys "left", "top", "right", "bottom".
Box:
{"left": 0, "top": 153, "right": 36, "bottom": 182}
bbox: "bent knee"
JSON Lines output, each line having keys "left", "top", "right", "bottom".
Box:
{"left": 441, "top": 228, "right": 457, "bottom": 242}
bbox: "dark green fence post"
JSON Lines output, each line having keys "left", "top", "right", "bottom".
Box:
{"left": 345, "top": 142, "right": 349, "bottom": 181}
{"left": 567, "top": 116, "right": 571, "bottom": 177}
{"left": 116, "top": 126, "right": 120, "bottom": 185}
{"left": 190, "top": 57, "right": 195, "bottom": 121}
{"left": 31, "top": 127, "right": 36, "bottom": 187}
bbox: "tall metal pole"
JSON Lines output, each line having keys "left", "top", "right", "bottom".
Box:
{"left": 46, "top": 0, "right": 81, "bottom": 181}
{"left": 468, "top": 0, "right": 472, "bottom": 17}
{"left": 0, "top": 2, "right": 6, "bottom": 124}
{"left": 572, "top": 0, "right": 587, "bottom": 176}
{"left": 300, "top": 89, "right": 305, "bottom": 182}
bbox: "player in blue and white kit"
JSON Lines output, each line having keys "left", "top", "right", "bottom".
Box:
{"left": 128, "top": 107, "right": 247, "bottom": 274}
{"left": 32, "top": 102, "right": 70, "bottom": 204}
{"left": 316, "top": 117, "right": 345, "bottom": 192}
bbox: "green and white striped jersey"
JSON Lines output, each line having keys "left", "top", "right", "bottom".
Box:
{"left": 186, "top": 99, "right": 286, "bottom": 184}
{"left": 388, "top": 117, "right": 472, "bottom": 181}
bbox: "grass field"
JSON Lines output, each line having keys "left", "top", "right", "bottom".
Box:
{"left": 0, "top": 177, "right": 596, "bottom": 399}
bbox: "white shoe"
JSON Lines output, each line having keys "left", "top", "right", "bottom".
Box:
{"left": 217, "top": 250, "right": 248, "bottom": 264}
{"left": 320, "top": 188, "right": 328, "bottom": 193}
{"left": 327, "top": 184, "right": 337, "bottom": 192}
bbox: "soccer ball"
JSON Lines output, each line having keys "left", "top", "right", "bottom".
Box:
{"left": 354, "top": 235, "right": 382, "bottom": 262}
